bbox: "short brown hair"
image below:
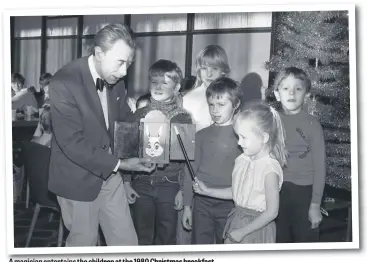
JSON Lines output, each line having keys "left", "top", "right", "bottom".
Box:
{"left": 273, "top": 67, "right": 311, "bottom": 93}
{"left": 149, "top": 59, "right": 183, "bottom": 84}
{"left": 206, "top": 77, "right": 241, "bottom": 111}
{"left": 11, "top": 73, "right": 25, "bottom": 87}
{"left": 92, "top": 24, "right": 136, "bottom": 55}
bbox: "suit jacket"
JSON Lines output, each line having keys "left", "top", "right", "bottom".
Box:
{"left": 48, "top": 56, "right": 127, "bottom": 201}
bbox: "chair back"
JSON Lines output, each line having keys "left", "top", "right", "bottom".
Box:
{"left": 22, "top": 142, "right": 57, "bottom": 208}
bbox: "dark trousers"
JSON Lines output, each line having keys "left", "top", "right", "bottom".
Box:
{"left": 276, "top": 181, "right": 320, "bottom": 243}
{"left": 131, "top": 175, "right": 179, "bottom": 245}
{"left": 192, "top": 194, "right": 234, "bottom": 244}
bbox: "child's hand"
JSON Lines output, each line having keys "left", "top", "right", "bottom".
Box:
{"left": 182, "top": 206, "right": 192, "bottom": 230}
{"left": 124, "top": 182, "right": 140, "bottom": 204}
{"left": 174, "top": 190, "right": 183, "bottom": 210}
{"left": 226, "top": 228, "right": 245, "bottom": 243}
{"left": 192, "top": 178, "right": 209, "bottom": 195}
{"left": 308, "top": 203, "right": 323, "bottom": 229}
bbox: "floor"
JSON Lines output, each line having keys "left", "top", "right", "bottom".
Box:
{"left": 13, "top": 200, "right": 351, "bottom": 248}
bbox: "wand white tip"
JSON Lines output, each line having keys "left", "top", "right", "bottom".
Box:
{"left": 173, "top": 125, "right": 179, "bottom": 135}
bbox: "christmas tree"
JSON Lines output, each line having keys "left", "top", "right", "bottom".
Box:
{"left": 266, "top": 11, "right": 351, "bottom": 191}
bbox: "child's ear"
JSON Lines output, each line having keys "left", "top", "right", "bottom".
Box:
{"left": 262, "top": 132, "right": 270, "bottom": 144}
{"left": 274, "top": 90, "right": 281, "bottom": 101}
{"left": 174, "top": 83, "right": 181, "bottom": 95}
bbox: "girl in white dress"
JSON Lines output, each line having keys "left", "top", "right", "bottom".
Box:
{"left": 182, "top": 45, "right": 230, "bottom": 132}
{"left": 194, "top": 101, "right": 287, "bottom": 243}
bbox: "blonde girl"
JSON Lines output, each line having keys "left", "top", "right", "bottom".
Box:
{"left": 194, "top": 101, "right": 287, "bottom": 243}
{"left": 182, "top": 45, "right": 230, "bottom": 132}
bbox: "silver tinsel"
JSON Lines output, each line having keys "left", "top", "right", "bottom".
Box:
{"left": 266, "top": 11, "right": 351, "bottom": 190}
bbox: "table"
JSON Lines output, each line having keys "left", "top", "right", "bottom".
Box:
{"left": 12, "top": 118, "right": 39, "bottom": 128}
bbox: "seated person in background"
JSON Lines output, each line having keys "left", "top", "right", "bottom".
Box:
{"left": 29, "top": 73, "right": 53, "bottom": 107}
{"left": 136, "top": 93, "right": 151, "bottom": 110}
{"left": 11, "top": 73, "right": 38, "bottom": 111}
{"left": 32, "top": 104, "right": 52, "bottom": 148}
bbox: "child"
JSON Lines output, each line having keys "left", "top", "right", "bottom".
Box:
{"left": 193, "top": 101, "right": 287, "bottom": 243}
{"left": 32, "top": 104, "right": 52, "bottom": 148}
{"left": 39, "top": 73, "right": 53, "bottom": 106}
{"left": 273, "top": 67, "right": 326, "bottom": 243}
{"left": 183, "top": 45, "right": 230, "bottom": 132}
{"left": 123, "top": 59, "right": 192, "bottom": 245}
{"left": 182, "top": 77, "right": 242, "bottom": 244}
{"left": 11, "top": 73, "right": 38, "bottom": 111}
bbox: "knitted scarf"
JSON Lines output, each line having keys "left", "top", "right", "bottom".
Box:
{"left": 139, "top": 97, "right": 189, "bottom": 121}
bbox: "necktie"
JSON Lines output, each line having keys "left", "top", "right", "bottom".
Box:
{"left": 96, "top": 78, "right": 110, "bottom": 92}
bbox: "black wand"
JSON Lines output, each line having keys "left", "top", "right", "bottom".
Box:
{"left": 173, "top": 125, "right": 196, "bottom": 181}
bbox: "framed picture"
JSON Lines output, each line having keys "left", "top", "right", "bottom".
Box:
{"left": 114, "top": 121, "right": 140, "bottom": 159}
{"left": 141, "top": 121, "right": 170, "bottom": 164}
{"left": 114, "top": 110, "right": 196, "bottom": 164}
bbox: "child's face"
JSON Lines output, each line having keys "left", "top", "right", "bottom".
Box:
{"left": 234, "top": 120, "right": 267, "bottom": 158}
{"left": 150, "top": 73, "right": 180, "bottom": 102}
{"left": 274, "top": 75, "right": 310, "bottom": 115}
{"left": 207, "top": 93, "right": 236, "bottom": 126}
{"left": 43, "top": 85, "right": 49, "bottom": 98}
{"left": 11, "top": 82, "right": 21, "bottom": 93}
{"left": 199, "top": 65, "right": 224, "bottom": 88}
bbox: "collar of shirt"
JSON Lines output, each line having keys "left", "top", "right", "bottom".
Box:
{"left": 88, "top": 55, "right": 102, "bottom": 85}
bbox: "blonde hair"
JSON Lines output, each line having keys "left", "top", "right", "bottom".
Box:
{"left": 193, "top": 45, "right": 230, "bottom": 89}
{"left": 234, "top": 101, "right": 287, "bottom": 167}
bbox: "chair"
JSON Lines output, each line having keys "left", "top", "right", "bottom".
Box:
{"left": 322, "top": 198, "right": 352, "bottom": 242}
{"left": 22, "top": 142, "right": 64, "bottom": 247}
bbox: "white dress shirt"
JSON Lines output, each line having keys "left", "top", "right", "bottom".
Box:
{"left": 88, "top": 55, "right": 120, "bottom": 172}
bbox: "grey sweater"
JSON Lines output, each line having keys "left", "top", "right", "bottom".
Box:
{"left": 183, "top": 124, "right": 242, "bottom": 206}
{"left": 280, "top": 110, "right": 326, "bottom": 205}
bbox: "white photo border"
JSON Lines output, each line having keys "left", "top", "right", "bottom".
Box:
{"left": 2, "top": 3, "right": 358, "bottom": 256}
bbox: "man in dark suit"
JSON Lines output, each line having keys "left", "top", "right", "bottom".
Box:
{"left": 48, "top": 24, "right": 155, "bottom": 247}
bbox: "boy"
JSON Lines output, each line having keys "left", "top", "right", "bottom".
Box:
{"left": 182, "top": 77, "right": 242, "bottom": 244}
{"left": 11, "top": 73, "right": 38, "bottom": 111}
{"left": 123, "top": 59, "right": 192, "bottom": 245}
{"left": 273, "top": 67, "right": 326, "bottom": 243}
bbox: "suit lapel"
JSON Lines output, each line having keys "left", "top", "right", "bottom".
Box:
{"left": 107, "top": 80, "right": 127, "bottom": 152}
{"left": 107, "top": 87, "right": 116, "bottom": 149}
{"left": 81, "top": 58, "right": 109, "bottom": 134}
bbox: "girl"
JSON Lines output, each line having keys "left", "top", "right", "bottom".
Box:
{"left": 183, "top": 45, "right": 230, "bottom": 132}
{"left": 194, "top": 101, "right": 287, "bottom": 243}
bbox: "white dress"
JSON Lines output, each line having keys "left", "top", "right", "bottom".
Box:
{"left": 182, "top": 84, "right": 213, "bottom": 132}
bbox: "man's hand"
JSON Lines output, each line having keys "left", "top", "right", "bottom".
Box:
{"left": 124, "top": 182, "right": 140, "bottom": 204}
{"left": 119, "top": 158, "right": 156, "bottom": 173}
